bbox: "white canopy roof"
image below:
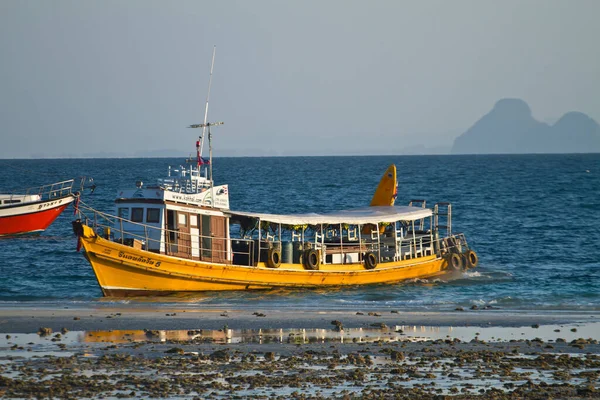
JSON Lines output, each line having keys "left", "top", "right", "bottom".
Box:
{"left": 229, "top": 206, "right": 432, "bottom": 225}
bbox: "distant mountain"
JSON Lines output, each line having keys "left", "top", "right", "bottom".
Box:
{"left": 451, "top": 99, "right": 600, "bottom": 154}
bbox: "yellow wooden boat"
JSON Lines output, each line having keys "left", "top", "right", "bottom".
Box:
{"left": 73, "top": 156, "right": 478, "bottom": 297}
{"left": 72, "top": 50, "right": 478, "bottom": 297}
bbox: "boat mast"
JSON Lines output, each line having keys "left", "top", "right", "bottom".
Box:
{"left": 199, "top": 46, "right": 216, "bottom": 161}
{"left": 209, "top": 126, "right": 213, "bottom": 183}
{"left": 188, "top": 45, "right": 223, "bottom": 185}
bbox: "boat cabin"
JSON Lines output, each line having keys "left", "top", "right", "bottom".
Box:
{"left": 0, "top": 194, "right": 41, "bottom": 206}
{"left": 112, "top": 163, "right": 231, "bottom": 262}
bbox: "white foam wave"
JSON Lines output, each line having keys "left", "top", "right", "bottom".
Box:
{"left": 470, "top": 299, "right": 499, "bottom": 306}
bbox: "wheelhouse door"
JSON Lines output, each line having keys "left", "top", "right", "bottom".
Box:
{"left": 211, "top": 215, "right": 227, "bottom": 264}
{"left": 190, "top": 214, "right": 200, "bottom": 260}
{"left": 176, "top": 212, "right": 192, "bottom": 259}
{"left": 200, "top": 214, "right": 212, "bottom": 261}
{"left": 166, "top": 210, "right": 177, "bottom": 255}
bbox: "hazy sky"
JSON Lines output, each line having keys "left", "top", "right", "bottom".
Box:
{"left": 1, "top": 0, "right": 599, "bottom": 158}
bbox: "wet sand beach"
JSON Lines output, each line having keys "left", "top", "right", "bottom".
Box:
{"left": 1, "top": 305, "right": 599, "bottom": 332}
{"left": 1, "top": 306, "right": 599, "bottom": 398}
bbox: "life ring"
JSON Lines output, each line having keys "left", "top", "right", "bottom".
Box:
{"left": 266, "top": 247, "right": 282, "bottom": 268}
{"left": 465, "top": 250, "right": 478, "bottom": 269}
{"left": 303, "top": 249, "right": 320, "bottom": 270}
{"left": 363, "top": 251, "right": 378, "bottom": 270}
{"left": 449, "top": 253, "right": 462, "bottom": 271}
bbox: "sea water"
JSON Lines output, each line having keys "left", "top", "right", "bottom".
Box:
{"left": 0, "top": 154, "right": 599, "bottom": 311}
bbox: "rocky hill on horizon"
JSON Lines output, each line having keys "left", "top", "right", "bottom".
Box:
{"left": 451, "top": 99, "right": 600, "bottom": 154}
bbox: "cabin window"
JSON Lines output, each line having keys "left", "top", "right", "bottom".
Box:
{"left": 178, "top": 213, "right": 187, "bottom": 227}
{"left": 146, "top": 208, "right": 160, "bottom": 223}
{"left": 118, "top": 207, "right": 129, "bottom": 219}
{"left": 4, "top": 199, "right": 21, "bottom": 204}
{"left": 190, "top": 215, "right": 198, "bottom": 227}
{"left": 131, "top": 208, "right": 144, "bottom": 222}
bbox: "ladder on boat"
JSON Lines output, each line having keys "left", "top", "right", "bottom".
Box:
{"left": 433, "top": 202, "right": 452, "bottom": 255}
{"left": 433, "top": 202, "right": 452, "bottom": 236}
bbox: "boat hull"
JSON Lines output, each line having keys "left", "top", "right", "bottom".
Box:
{"left": 0, "top": 195, "right": 75, "bottom": 236}
{"left": 78, "top": 226, "right": 451, "bottom": 296}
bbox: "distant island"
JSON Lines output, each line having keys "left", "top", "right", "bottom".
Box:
{"left": 451, "top": 98, "right": 600, "bottom": 154}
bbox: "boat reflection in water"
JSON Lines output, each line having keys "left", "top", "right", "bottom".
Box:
{"left": 82, "top": 326, "right": 432, "bottom": 345}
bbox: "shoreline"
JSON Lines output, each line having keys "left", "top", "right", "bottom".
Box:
{"left": 2, "top": 306, "right": 599, "bottom": 398}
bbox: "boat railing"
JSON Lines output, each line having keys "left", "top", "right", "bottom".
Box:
{"left": 76, "top": 202, "right": 252, "bottom": 265}
{"left": 281, "top": 228, "right": 436, "bottom": 264}
{"left": 438, "top": 232, "right": 469, "bottom": 255}
{"left": 157, "top": 167, "right": 212, "bottom": 194}
{"left": 4, "top": 179, "right": 75, "bottom": 203}
{"left": 390, "top": 231, "right": 435, "bottom": 261}
{"left": 76, "top": 202, "right": 453, "bottom": 267}
{"left": 452, "top": 233, "right": 470, "bottom": 252}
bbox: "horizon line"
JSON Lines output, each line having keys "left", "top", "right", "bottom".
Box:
{"left": 1, "top": 152, "right": 600, "bottom": 161}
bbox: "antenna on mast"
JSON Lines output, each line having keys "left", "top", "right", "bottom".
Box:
{"left": 188, "top": 45, "right": 223, "bottom": 175}
{"left": 200, "top": 46, "right": 216, "bottom": 158}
